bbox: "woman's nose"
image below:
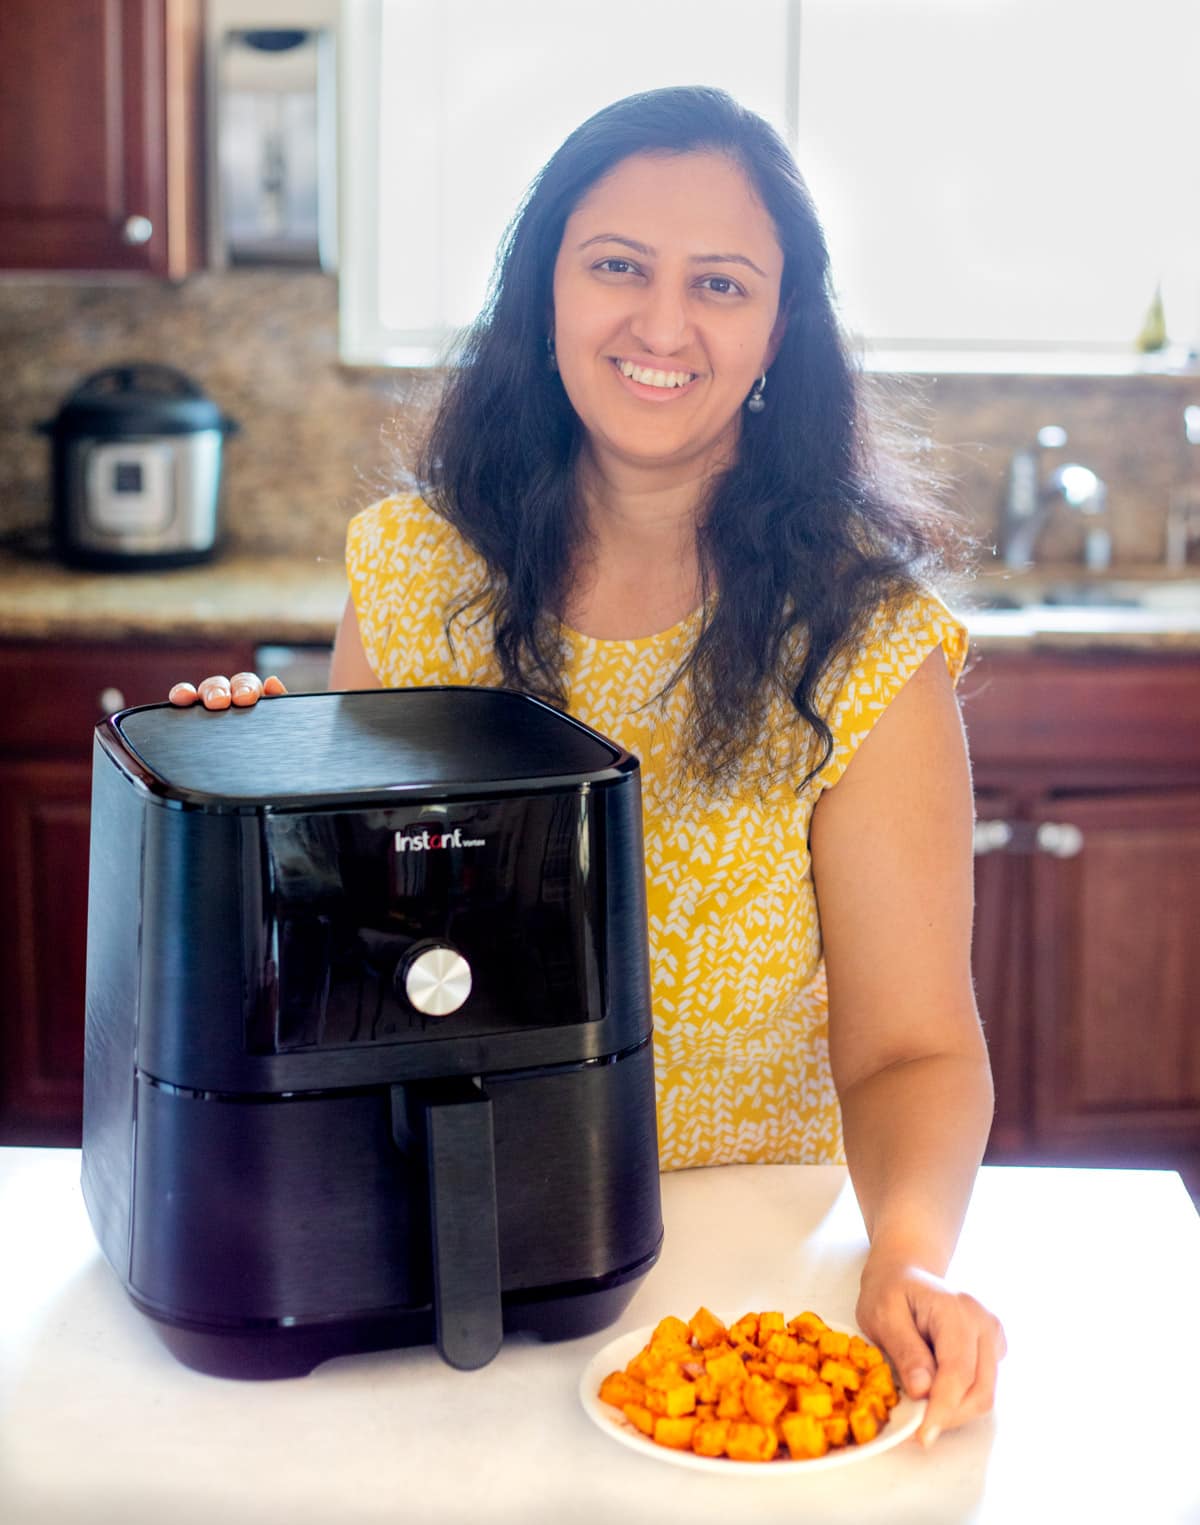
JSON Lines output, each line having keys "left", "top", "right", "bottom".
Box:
{"left": 628, "top": 280, "right": 693, "bottom": 355}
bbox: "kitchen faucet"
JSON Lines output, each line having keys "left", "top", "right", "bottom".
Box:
{"left": 1000, "top": 426, "right": 1110, "bottom": 570}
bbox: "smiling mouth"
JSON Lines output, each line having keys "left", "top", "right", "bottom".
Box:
{"left": 613, "top": 359, "right": 699, "bottom": 389}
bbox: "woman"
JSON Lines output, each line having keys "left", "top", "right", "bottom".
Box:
{"left": 173, "top": 86, "right": 1004, "bottom": 1443}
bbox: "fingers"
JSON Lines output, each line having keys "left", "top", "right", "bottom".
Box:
{"left": 167, "top": 674, "right": 287, "bottom": 710}
{"left": 858, "top": 1264, "right": 1005, "bottom": 1450}
{"left": 197, "top": 676, "right": 232, "bottom": 709}
{"left": 230, "top": 672, "right": 263, "bottom": 707}
{"left": 917, "top": 1301, "right": 1006, "bottom": 1448}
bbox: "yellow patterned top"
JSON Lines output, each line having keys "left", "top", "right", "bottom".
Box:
{"left": 346, "top": 493, "right": 968, "bottom": 1171}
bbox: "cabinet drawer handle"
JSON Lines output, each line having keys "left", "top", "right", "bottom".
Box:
{"left": 121, "top": 215, "right": 153, "bottom": 246}
{"left": 973, "top": 819, "right": 1085, "bottom": 857}
{"left": 1036, "top": 821, "right": 1084, "bottom": 858}
{"left": 973, "top": 820, "right": 1013, "bottom": 855}
{"left": 98, "top": 687, "right": 126, "bottom": 714}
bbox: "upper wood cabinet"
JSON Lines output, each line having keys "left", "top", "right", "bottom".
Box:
{"left": 0, "top": 0, "right": 205, "bottom": 276}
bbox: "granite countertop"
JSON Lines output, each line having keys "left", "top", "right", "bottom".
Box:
{"left": 0, "top": 550, "right": 349, "bottom": 644}
{"left": 2, "top": 550, "right": 1200, "bottom": 653}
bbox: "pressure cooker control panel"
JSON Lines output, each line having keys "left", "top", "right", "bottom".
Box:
{"left": 251, "top": 791, "right": 604, "bottom": 1054}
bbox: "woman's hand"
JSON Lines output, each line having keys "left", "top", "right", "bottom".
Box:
{"left": 168, "top": 673, "right": 287, "bottom": 709}
{"left": 856, "top": 1254, "right": 1006, "bottom": 1448}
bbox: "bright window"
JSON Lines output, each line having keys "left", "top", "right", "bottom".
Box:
{"left": 339, "top": 0, "right": 1199, "bottom": 372}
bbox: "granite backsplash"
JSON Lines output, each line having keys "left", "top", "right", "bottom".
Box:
{"left": 2, "top": 271, "right": 1198, "bottom": 568}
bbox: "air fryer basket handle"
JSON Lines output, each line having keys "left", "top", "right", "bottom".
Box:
{"left": 421, "top": 1080, "right": 503, "bottom": 1370}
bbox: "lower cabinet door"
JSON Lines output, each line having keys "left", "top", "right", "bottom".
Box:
{"left": 0, "top": 759, "right": 93, "bottom": 1142}
{"left": 1029, "top": 789, "right": 1200, "bottom": 1168}
{"left": 973, "top": 790, "right": 1029, "bottom": 1158}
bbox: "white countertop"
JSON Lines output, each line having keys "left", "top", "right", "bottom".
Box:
{"left": 2, "top": 1151, "right": 1198, "bottom": 1525}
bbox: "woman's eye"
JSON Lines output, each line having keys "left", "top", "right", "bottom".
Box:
{"left": 699, "top": 275, "right": 743, "bottom": 296}
{"left": 596, "top": 258, "right": 637, "bottom": 275}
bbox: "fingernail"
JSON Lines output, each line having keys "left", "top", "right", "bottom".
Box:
{"left": 908, "top": 1367, "right": 932, "bottom": 1396}
{"left": 920, "top": 1425, "right": 940, "bottom": 1449}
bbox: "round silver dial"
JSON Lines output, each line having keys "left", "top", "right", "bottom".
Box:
{"left": 402, "top": 945, "right": 472, "bottom": 1017}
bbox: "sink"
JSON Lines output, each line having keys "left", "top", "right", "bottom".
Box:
{"left": 969, "top": 578, "right": 1200, "bottom": 614}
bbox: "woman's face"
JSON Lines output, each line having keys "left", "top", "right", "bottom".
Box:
{"left": 551, "top": 150, "right": 786, "bottom": 490}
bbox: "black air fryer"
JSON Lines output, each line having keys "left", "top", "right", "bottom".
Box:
{"left": 81, "top": 687, "right": 662, "bottom": 1378}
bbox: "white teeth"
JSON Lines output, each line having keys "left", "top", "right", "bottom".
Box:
{"left": 617, "top": 360, "right": 696, "bottom": 389}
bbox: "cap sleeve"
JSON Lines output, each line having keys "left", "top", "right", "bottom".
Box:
{"left": 810, "top": 589, "right": 968, "bottom": 794}
{"left": 344, "top": 493, "right": 482, "bottom": 685}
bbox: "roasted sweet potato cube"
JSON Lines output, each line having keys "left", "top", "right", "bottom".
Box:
{"left": 651, "top": 1315, "right": 692, "bottom": 1347}
{"left": 654, "top": 1415, "right": 699, "bottom": 1450}
{"left": 691, "top": 1418, "right": 731, "bottom": 1458}
{"left": 599, "top": 1371, "right": 645, "bottom": 1409}
{"left": 790, "top": 1312, "right": 828, "bottom": 1343}
{"left": 704, "top": 1349, "right": 745, "bottom": 1387}
{"left": 626, "top": 1348, "right": 679, "bottom": 1381}
{"left": 695, "top": 1403, "right": 717, "bottom": 1421}
{"left": 862, "top": 1366, "right": 898, "bottom": 1406}
{"left": 780, "top": 1412, "right": 829, "bottom": 1459}
{"left": 773, "top": 1361, "right": 818, "bottom": 1386}
{"left": 818, "top": 1328, "right": 851, "bottom": 1360}
{"left": 794, "top": 1341, "right": 821, "bottom": 1367}
{"left": 622, "top": 1401, "right": 655, "bottom": 1437}
{"left": 849, "top": 1405, "right": 880, "bottom": 1445}
{"left": 725, "top": 1421, "right": 779, "bottom": 1462}
{"left": 729, "top": 1314, "right": 759, "bottom": 1345}
{"left": 847, "top": 1335, "right": 877, "bottom": 1369}
{"left": 645, "top": 1373, "right": 696, "bottom": 1417}
{"left": 760, "top": 1332, "right": 798, "bottom": 1361}
{"left": 797, "top": 1387, "right": 834, "bottom": 1418}
{"left": 688, "top": 1307, "right": 728, "bottom": 1348}
{"left": 694, "top": 1372, "right": 719, "bottom": 1404}
{"left": 715, "top": 1384, "right": 747, "bottom": 1420}
{"left": 701, "top": 1340, "right": 735, "bottom": 1364}
{"left": 820, "top": 1358, "right": 860, "bottom": 1391}
{"left": 823, "top": 1413, "right": 850, "bottom": 1447}
{"left": 757, "top": 1311, "right": 785, "bottom": 1338}
{"left": 860, "top": 1391, "right": 887, "bottom": 1423}
{"left": 745, "top": 1358, "right": 777, "bottom": 1378}
{"left": 743, "top": 1374, "right": 789, "bottom": 1425}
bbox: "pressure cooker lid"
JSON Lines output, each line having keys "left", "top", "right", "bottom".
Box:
{"left": 110, "top": 686, "right": 629, "bottom": 808}
{"left": 38, "top": 363, "right": 237, "bottom": 439}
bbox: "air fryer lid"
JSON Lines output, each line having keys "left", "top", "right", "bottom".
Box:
{"left": 112, "top": 686, "right": 627, "bottom": 807}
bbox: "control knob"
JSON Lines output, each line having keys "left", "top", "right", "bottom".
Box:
{"left": 398, "top": 943, "right": 472, "bottom": 1017}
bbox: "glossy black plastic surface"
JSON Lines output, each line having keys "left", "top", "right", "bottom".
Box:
{"left": 111, "top": 687, "right": 630, "bottom": 808}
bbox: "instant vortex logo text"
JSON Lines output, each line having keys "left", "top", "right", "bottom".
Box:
{"left": 393, "top": 827, "right": 485, "bottom": 852}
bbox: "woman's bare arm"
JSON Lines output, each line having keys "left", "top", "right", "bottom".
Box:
{"left": 809, "top": 646, "right": 1003, "bottom": 1444}
{"left": 328, "top": 595, "right": 383, "bottom": 690}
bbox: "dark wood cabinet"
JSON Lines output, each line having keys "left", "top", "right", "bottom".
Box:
{"left": 0, "top": 0, "right": 205, "bottom": 276}
{"left": 0, "top": 639, "right": 255, "bottom": 1143}
{"left": 962, "top": 650, "right": 1200, "bottom": 1192}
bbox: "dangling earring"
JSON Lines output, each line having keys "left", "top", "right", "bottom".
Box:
{"left": 746, "top": 373, "right": 767, "bottom": 414}
{"left": 546, "top": 335, "right": 558, "bottom": 373}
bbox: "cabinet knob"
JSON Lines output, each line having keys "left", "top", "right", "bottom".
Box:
{"left": 973, "top": 820, "right": 1013, "bottom": 856}
{"left": 98, "top": 687, "right": 126, "bottom": 714}
{"left": 1036, "top": 822, "right": 1085, "bottom": 858}
{"left": 121, "top": 215, "right": 153, "bottom": 246}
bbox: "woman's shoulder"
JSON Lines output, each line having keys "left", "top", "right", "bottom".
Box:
{"left": 863, "top": 583, "right": 969, "bottom": 682}
{"left": 347, "top": 489, "right": 458, "bottom": 555}
{"left": 346, "top": 490, "right": 485, "bottom": 585}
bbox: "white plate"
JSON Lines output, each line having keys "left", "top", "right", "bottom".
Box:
{"left": 579, "top": 1317, "right": 926, "bottom": 1475}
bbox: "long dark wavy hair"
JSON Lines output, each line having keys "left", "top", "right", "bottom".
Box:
{"left": 418, "top": 86, "right": 962, "bottom": 795}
